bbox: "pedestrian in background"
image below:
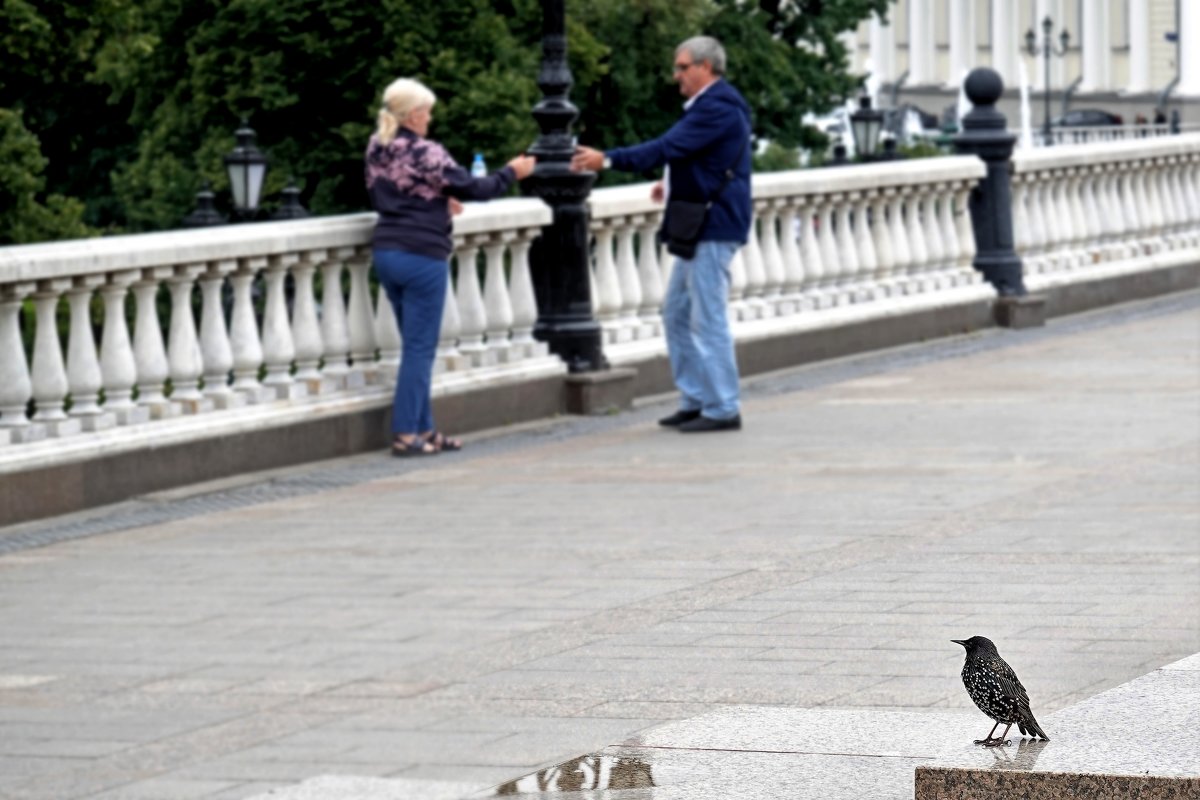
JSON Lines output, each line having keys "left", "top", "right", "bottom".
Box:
{"left": 572, "top": 36, "right": 752, "bottom": 432}
{"left": 366, "top": 77, "right": 535, "bottom": 456}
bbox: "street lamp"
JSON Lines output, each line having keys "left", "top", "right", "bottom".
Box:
{"left": 849, "top": 95, "right": 885, "bottom": 160}
{"left": 1024, "top": 16, "right": 1070, "bottom": 146}
{"left": 224, "top": 118, "right": 269, "bottom": 219}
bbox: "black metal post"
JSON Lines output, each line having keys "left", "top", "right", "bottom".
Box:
{"left": 954, "top": 68, "right": 1026, "bottom": 297}
{"left": 524, "top": 0, "right": 606, "bottom": 373}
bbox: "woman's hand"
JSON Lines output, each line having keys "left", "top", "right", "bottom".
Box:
{"left": 448, "top": 197, "right": 464, "bottom": 216}
{"left": 507, "top": 154, "right": 536, "bottom": 180}
{"left": 650, "top": 181, "right": 665, "bottom": 204}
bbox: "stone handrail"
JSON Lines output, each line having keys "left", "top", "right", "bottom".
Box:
{"left": 1011, "top": 134, "right": 1200, "bottom": 279}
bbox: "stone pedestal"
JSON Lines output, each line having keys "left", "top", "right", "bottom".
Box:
{"left": 993, "top": 294, "right": 1047, "bottom": 329}
{"left": 564, "top": 367, "right": 637, "bottom": 416}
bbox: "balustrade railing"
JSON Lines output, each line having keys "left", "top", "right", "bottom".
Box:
{"left": 9, "top": 135, "right": 1196, "bottom": 456}
{"left": 0, "top": 203, "right": 551, "bottom": 447}
{"left": 1012, "top": 134, "right": 1200, "bottom": 279}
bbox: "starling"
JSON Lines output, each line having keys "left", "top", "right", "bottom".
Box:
{"left": 952, "top": 636, "right": 1049, "bottom": 747}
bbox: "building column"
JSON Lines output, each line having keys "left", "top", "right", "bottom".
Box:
{"left": 908, "top": 0, "right": 936, "bottom": 83}
{"left": 1079, "top": 0, "right": 1111, "bottom": 91}
{"left": 1126, "top": 0, "right": 1150, "bottom": 93}
{"left": 947, "top": 0, "right": 976, "bottom": 87}
{"left": 991, "top": 0, "right": 1018, "bottom": 86}
{"left": 1180, "top": 0, "right": 1200, "bottom": 96}
{"left": 869, "top": 9, "right": 896, "bottom": 88}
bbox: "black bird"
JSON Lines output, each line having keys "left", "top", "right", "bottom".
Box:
{"left": 952, "top": 636, "right": 1049, "bottom": 747}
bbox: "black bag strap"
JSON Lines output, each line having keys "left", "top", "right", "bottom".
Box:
{"left": 704, "top": 136, "right": 749, "bottom": 210}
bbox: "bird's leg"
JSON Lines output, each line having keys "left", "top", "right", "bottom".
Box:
{"left": 973, "top": 721, "right": 1001, "bottom": 745}
{"left": 982, "top": 723, "right": 1014, "bottom": 748}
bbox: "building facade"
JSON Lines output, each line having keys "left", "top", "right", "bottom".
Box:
{"left": 848, "top": 0, "right": 1199, "bottom": 126}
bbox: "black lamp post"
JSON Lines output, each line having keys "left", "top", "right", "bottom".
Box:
{"left": 182, "top": 181, "right": 227, "bottom": 228}
{"left": 271, "top": 177, "right": 310, "bottom": 221}
{"left": 1024, "top": 16, "right": 1070, "bottom": 146}
{"left": 523, "top": 0, "right": 606, "bottom": 373}
{"left": 849, "top": 95, "right": 885, "bottom": 161}
{"left": 223, "top": 118, "right": 270, "bottom": 220}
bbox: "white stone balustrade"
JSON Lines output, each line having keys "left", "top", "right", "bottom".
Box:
{"left": 0, "top": 200, "right": 552, "bottom": 446}
{"left": 1012, "top": 135, "right": 1200, "bottom": 278}
{"left": 5, "top": 138, "right": 1196, "bottom": 459}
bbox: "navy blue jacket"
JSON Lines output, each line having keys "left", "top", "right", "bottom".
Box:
{"left": 607, "top": 79, "right": 752, "bottom": 244}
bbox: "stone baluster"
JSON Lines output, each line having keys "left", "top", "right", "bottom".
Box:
{"left": 614, "top": 219, "right": 643, "bottom": 337}
{"left": 953, "top": 183, "right": 978, "bottom": 284}
{"left": 918, "top": 191, "right": 945, "bottom": 289}
{"left": 1082, "top": 168, "right": 1105, "bottom": 264}
{"left": 936, "top": 186, "right": 962, "bottom": 287}
{"left": 1160, "top": 157, "right": 1183, "bottom": 246}
{"left": 454, "top": 240, "right": 491, "bottom": 365}
{"left": 882, "top": 193, "right": 907, "bottom": 294}
{"left": 437, "top": 243, "right": 465, "bottom": 372}
{"left": 99, "top": 272, "right": 147, "bottom": 425}
{"left": 832, "top": 195, "right": 860, "bottom": 303}
{"left": 869, "top": 190, "right": 895, "bottom": 293}
{"left": 65, "top": 275, "right": 112, "bottom": 431}
{"left": 291, "top": 252, "right": 330, "bottom": 389}
{"left": 758, "top": 203, "right": 786, "bottom": 304}
{"left": 741, "top": 214, "right": 768, "bottom": 316}
{"left": 228, "top": 258, "right": 267, "bottom": 401}
{"left": 793, "top": 198, "right": 822, "bottom": 307}
{"left": 591, "top": 225, "right": 621, "bottom": 336}
{"left": 482, "top": 233, "right": 515, "bottom": 359}
{"left": 0, "top": 282, "right": 39, "bottom": 443}
{"left": 373, "top": 279, "right": 401, "bottom": 379}
{"left": 1047, "top": 174, "right": 1074, "bottom": 271}
{"left": 815, "top": 197, "right": 840, "bottom": 302}
{"left": 902, "top": 189, "right": 929, "bottom": 292}
{"left": 166, "top": 263, "right": 210, "bottom": 412}
{"left": 1096, "top": 167, "right": 1123, "bottom": 260}
{"left": 1133, "top": 164, "right": 1158, "bottom": 253}
{"left": 259, "top": 256, "right": 300, "bottom": 398}
{"left": 635, "top": 217, "right": 664, "bottom": 337}
{"left": 197, "top": 260, "right": 240, "bottom": 409}
{"left": 852, "top": 193, "right": 878, "bottom": 300}
{"left": 31, "top": 280, "right": 80, "bottom": 435}
{"left": 133, "top": 268, "right": 176, "bottom": 415}
{"left": 727, "top": 242, "right": 748, "bottom": 319}
{"left": 1111, "top": 167, "right": 1137, "bottom": 260}
{"left": 1024, "top": 174, "right": 1049, "bottom": 271}
{"left": 508, "top": 233, "right": 540, "bottom": 358}
{"left": 1068, "top": 169, "right": 1090, "bottom": 266}
{"left": 777, "top": 200, "right": 805, "bottom": 311}
{"left": 1012, "top": 177, "right": 1033, "bottom": 262}
{"left": 319, "top": 251, "right": 353, "bottom": 385}
{"left": 346, "top": 250, "right": 378, "bottom": 378}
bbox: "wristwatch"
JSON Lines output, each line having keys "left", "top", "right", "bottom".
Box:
{"left": 602, "top": 155, "right": 612, "bottom": 170}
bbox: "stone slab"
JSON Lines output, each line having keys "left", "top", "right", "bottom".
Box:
{"left": 914, "top": 662, "right": 1200, "bottom": 799}
{"left": 244, "top": 775, "right": 482, "bottom": 800}
{"left": 564, "top": 367, "right": 638, "bottom": 415}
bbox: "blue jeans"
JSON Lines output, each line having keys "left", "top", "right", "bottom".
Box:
{"left": 663, "top": 240, "right": 741, "bottom": 420}
{"left": 373, "top": 249, "right": 448, "bottom": 436}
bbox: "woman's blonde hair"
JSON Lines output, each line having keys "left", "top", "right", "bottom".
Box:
{"left": 376, "top": 78, "right": 437, "bottom": 144}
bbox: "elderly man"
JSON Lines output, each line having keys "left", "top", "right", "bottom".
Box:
{"left": 572, "top": 36, "right": 752, "bottom": 433}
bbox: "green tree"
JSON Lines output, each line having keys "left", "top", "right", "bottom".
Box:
{"left": 0, "top": 108, "right": 96, "bottom": 243}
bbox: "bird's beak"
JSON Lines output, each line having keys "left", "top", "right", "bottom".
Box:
{"left": 951, "top": 639, "right": 968, "bottom": 647}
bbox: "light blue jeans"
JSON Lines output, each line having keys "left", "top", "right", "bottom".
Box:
{"left": 663, "top": 240, "right": 741, "bottom": 420}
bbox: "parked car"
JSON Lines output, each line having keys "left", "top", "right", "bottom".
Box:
{"left": 1052, "top": 108, "right": 1124, "bottom": 127}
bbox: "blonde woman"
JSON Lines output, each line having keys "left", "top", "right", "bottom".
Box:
{"left": 366, "top": 78, "right": 535, "bottom": 456}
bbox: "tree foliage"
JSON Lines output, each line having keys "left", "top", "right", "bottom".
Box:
{"left": 1, "top": 0, "right": 884, "bottom": 243}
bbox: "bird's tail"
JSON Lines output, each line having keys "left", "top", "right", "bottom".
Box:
{"left": 1021, "top": 712, "right": 1050, "bottom": 741}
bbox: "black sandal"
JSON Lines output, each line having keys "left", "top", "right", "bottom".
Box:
{"left": 392, "top": 436, "right": 439, "bottom": 457}
{"left": 425, "top": 431, "right": 462, "bottom": 452}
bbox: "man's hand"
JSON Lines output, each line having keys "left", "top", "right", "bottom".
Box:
{"left": 650, "top": 181, "right": 665, "bottom": 203}
{"left": 571, "top": 146, "right": 605, "bottom": 173}
{"left": 507, "top": 154, "right": 536, "bottom": 180}
{"left": 448, "top": 198, "right": 464, "bottom": 216}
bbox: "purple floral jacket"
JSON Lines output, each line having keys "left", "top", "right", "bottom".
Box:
{"left": 365, "top": 129, "right": 515, "bottom": 260}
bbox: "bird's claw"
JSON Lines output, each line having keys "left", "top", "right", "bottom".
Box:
{"left": 974, "top": 737, "right": 1011, "bottom": 747}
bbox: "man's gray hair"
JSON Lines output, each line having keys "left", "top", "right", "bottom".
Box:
{"left": 677, "top": 36, "right": 726, "bottom": 75}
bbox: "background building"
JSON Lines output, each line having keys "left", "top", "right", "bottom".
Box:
{"left": 847, "top": 0, "right": 1198, "bottom": 127}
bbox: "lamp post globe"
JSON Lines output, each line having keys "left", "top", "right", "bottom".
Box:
{"left": 850, "top": 94, "right": 884, "bottom": 160}
{"left": 224, "top": 119, "right": 269, "bottom": 220}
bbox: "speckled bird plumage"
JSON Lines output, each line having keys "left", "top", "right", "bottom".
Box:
{"left": 953, "top": 636, "right": 1049, "bottom": 745}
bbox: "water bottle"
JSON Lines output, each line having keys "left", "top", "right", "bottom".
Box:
{"left": 470, "top": 153, "right": 487, "bottom": 178}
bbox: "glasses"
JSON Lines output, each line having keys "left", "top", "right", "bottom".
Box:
{"left": 672, "top": 62, "right": 695, "bottom": 74}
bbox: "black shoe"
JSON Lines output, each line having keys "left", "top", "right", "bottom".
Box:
{"left": 678, "top": 414, "right": 742, "bottom": 433}
{"left": 658, "top": 409, "right": 702, "bottom": 427}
